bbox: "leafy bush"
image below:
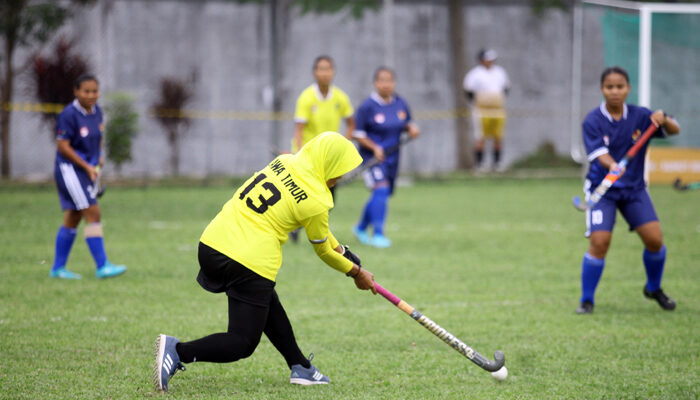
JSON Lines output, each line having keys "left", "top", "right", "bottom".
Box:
{"left": 29, "top": 37, "right": 90, "bottom": 126}
{"left": 104, "top": 93, "right": 138, "bottom": 174}
{"left": 151, "top": 77, "right": 193, "bottom": 176}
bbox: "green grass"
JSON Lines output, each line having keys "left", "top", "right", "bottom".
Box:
{"left": 1, "top": 178, "right": 698, "bottom": 399}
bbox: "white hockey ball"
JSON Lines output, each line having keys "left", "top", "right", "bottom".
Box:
{"left": 491, "top": 366, "right": 508, "bottom": 381}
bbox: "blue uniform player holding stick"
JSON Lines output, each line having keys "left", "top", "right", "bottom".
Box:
{"left": 576, "top": 66, "right": 680, "bottom": 314}
{"left": 352, "top": 67, "right": 419, "bottom": 248}
{"left": 50, "top": 74, "right": 126, "bottom": 279}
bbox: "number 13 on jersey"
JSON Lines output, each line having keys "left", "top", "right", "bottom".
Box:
{"left": 239, "top": 173, "right": 281, "bottom": 214}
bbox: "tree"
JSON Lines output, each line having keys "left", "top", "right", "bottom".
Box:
{"left": 233, "top": 0, "right": 380, "bottom": 150}
{"left": 530, "top": 0, "right": 570, "bottom": 17}
{"left": 151, "top": 77, "right": 194, "bottom": 176}
{"left": 448, "top": 0, "right": 472, "bottom": 169}
{"left": 104, "top": 93, "right": 138, "bottom": 176}
{"left": 29, "top": 37, "right": 90, "bottom": 128}
{"left": 0, "top": 0, "right": 94, "bottom": 178}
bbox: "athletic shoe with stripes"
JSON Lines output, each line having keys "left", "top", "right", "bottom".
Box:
{"left": 289, "top": 354, "right": 330, "bottom": 385}
{"left": 153, "top": 334, "right": 185, "bottom": 392}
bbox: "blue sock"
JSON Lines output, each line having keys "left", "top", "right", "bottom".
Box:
{"left": 85, "top": 224, "right": 107, "bottom": 269}
{"left": 368, "top": 187, "right": 390, "bottom": 236}
{"left": 52, "top": 226, "right": 77, "bottom": 271}
{"left": 357, "top": 200, "right": 372, "bottom": 231}
{"left": 643, "top": 245, "right": 666, "bottom": 292}
{"left": 580, "top": 252, "right": 605, "bottom": 304}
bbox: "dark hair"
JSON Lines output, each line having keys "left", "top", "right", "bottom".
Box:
{"left": 313, "top": 55, "right": 334, "bottom": 70}
{"left": 74, "top": 74, "right": 98, "bottom": 89}
{"left": 373, "top": 66, "right": 395, "bottom": 81}
{"left": 477, "top": 48, "right": 487, "bottom": 61}
{"left": 600, "top": 66, "right": 629, "bottom": 85}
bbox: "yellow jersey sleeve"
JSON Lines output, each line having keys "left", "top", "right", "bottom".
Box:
{"left": 303, "top": 212, "right": 353, "bottom": 274}
{"left": 328, "top": 232, "right": 340, "bottom": 249}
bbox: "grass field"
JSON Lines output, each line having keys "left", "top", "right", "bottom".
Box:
{"left": 1, "top": 177, "right": 698, "bottom": 399}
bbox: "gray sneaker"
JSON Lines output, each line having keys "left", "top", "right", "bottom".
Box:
{"left": 153, "top": 334, "right": 185, "bottom": 392}
{"left": 289, "top": 354, "right": 330, "bottom": 385}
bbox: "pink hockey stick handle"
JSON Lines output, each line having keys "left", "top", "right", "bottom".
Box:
{"left": 374, "top": 283, "right": 401, "bottom": 306}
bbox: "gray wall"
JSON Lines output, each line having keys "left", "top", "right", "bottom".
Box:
{"left": 6, "top": 0, "right": 605, "bottom": 179}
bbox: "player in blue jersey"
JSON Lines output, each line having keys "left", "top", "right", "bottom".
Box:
{"left": 352, "top": 67, "right": 420, "bottom": 248}
{"left": 576, "top": 66, "right": 680, "bottom": 314}
{"left": 50, "top": 74, "right": 126, "bottom": 279}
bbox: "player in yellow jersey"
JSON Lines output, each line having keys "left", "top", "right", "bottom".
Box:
{"left": 292, "top": 55, "right": 355, "bottom": 153}
{"left": 289, "top": 55, "right": 355, "bottom": 242}
{"left": 153, "top": 132, "right": 376, "bottom": 392}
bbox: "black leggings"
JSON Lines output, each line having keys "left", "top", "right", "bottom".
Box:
{"left": 176, "top": 244, "right": 308, "bottom": 368}
{"left": 176, "top": 291, "right": 308, "bottom": 368}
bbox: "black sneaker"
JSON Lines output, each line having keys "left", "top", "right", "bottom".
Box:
{"left": 576, "top": 301, "right": 594, "bottom": 314}
{"left": 643, "top": 287, "right": 676, "bottom": 311}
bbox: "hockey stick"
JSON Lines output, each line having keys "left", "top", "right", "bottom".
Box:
{"left": 338, "top": 135, "right": 413, "bottom": 186}
{"left": 374, "top": 282, "right": 506, "bottom": 373}
{"left": 573, "top": 123, "right": 658, "bottom": 211}
{"left": 673, "top": 178, "right": 700, "bottom": 191}
{"left": 94, "top": 166, "right": 106, "bottom": 198}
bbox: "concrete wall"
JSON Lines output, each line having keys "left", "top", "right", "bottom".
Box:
{"left": 6, "top": 0, "right": 606, "bottom": 179}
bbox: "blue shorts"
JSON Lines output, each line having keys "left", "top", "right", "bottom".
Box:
{"left": 362, "top": 163, "right": 396, "bottom": 194}
{"left": 55, "top": 162, "right": 98, "bottom": 211}
{"left": 584, "top": 185, "right": 658, "bottom": 237}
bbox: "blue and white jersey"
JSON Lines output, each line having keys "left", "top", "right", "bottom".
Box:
{"left": 583, "top": 102, "right": 668, "bottom": 190}
{"left": 354, "top": 92, "right": 412, "bottom": 170}
{"left": 55, "top": 99, "right": 103, "bottom": 167}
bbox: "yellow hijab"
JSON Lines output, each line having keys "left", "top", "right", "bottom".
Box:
{"left": 287, "top": 131, "right": 362, "bottom": 211}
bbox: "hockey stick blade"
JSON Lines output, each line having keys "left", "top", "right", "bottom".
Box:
{"left": 572, "top": 195, "right": 588, "bottom": 211}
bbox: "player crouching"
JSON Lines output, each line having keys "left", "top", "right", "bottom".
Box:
{"left": 153, "top": 132, "right": 377, "bottom": 392}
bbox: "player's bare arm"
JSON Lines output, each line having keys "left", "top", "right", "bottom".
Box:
{"left": 98, "top": 138, "right": 104, "bottom": 168}
{"left": 355, "top": 136, "right": 385, "bottom": 162}
{"left": 344, "top": 116, "right": 355, "bottom": 140}
{"left": 650, "top": 110, "right": 680, "bottom": 135}
{"left": 293, "top": 122, "right": 306, "bottom": 151}
{"left": 405, "top": 122, "right": 420, "bottom": 139}
{"left": 596, "top": 153, "right": 621, "bottom": 173}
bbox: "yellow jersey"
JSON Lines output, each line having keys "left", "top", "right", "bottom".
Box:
{"left": 200, "top": 132, "right": 362, "bottom": 281}
{"left": 293, "top": 84, "right": 354, "bottom": 152}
